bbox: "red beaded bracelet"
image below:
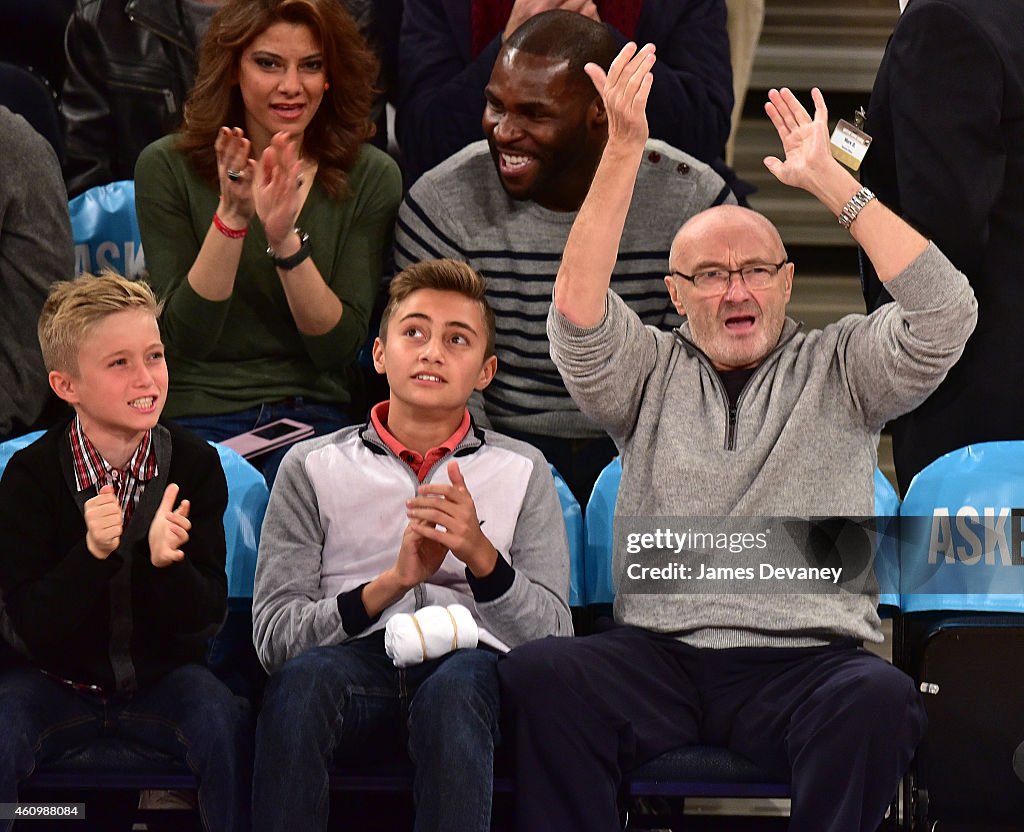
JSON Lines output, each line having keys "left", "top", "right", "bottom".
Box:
{"left": 213, "top": 212, "right": 248, "bottom": 239}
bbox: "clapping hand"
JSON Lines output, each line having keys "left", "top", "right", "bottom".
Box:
{"left": 253, "top": 131, "right": 303, "bottom": 253}
{"left": 214, "top": 126, "right": 256, "bottom": 226}
{"left": 148, "top": 483, "right": 191, "bottom": 568}
{"left": 84, "top": 484, "right": 122, "bottom": 560}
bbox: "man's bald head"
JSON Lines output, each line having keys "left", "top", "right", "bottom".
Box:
{"left": 501, "top": 10, "right": 618, "bottom": 96}
{"left": 670, "top": 205, "right": 787, "bottom": 271}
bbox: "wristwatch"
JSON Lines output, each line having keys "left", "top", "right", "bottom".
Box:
{"left": 837, "top": 188, "right": 876, "bottom": 230}
{"left": 267, "top": 229, "right": 311, "bottom": 270}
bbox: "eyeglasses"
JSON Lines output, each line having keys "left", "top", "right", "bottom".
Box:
{"left": 670, "top": 260, "right": 788, "bottom": 294}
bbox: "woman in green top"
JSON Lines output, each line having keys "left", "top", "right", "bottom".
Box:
{"left": 136, "top": 0, "right": 401, "bottom": 483}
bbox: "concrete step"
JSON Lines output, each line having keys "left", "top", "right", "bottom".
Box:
{"left": 731, "top": 0, "right": 897, "bottom": 246}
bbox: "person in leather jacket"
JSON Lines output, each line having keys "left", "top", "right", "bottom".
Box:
{"left": 61, "top": 0, "right": 218, "bottom": 198}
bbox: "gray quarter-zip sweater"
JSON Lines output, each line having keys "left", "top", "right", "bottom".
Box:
{"left": 549, "top": 243, "right": 977, "bottom": 648}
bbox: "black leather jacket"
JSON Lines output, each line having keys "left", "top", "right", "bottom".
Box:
{"left": 61, "top": 0, "right": 200, "bottom": 197}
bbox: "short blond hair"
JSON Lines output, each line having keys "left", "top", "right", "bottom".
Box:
{"left": 38, "top": 272, "right": 162, "bottom": 375}
{"left": 380, "top": 260, "right": 496, "bottom": 357}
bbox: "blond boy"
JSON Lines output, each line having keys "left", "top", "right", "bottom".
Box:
{"left": 252, "top": 259, "right": 572, "bottom": 832}
{"left": 0, "top": 273, "right": 251, "bottom": 832}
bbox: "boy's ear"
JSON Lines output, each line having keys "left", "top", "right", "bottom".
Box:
{"left": 371, "top": 337, "right": 387, "bottom": 376}
{"left": 474, "top": 354, "right": 498, "bottom": 392}
{"left": 48, "top": 370, "right": 79, "bottom": 405}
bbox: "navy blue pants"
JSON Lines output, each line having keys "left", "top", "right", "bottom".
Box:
{"left": 498, "top": 626, "right": 926, "bottom": 832}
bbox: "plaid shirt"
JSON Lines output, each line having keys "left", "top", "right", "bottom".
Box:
{"left": 69, "top": 418, "right": 158, "bottom": 527}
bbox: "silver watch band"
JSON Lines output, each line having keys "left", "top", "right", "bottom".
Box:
{"left": 837, "top": 187, "right": 876, "bottom": 230}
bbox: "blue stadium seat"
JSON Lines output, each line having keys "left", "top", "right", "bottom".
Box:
{"left": 213, "top": 443, "right": 269, "bottom": 602}
{"left": 549, "top": 464, "right": 585, "bottom": 608}
{"left": 582, "top": 456, "right": 621, "bottom": 606}
{"left": 898, "top": 442, "right": 1024, "bottom": 614}
{"left": 68, "top": 180, "right": 145, "bottom": 279}
{"left": 874, "top": 468, "right": 901, "bottom": 612}
{"left": 895, "top": 443, "right": 1024, "bottom": 828}
{"left": 0, "top": 430, "right": 43, "bottom": 469}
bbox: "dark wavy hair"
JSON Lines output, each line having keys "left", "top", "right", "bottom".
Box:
{"left": 177, "top": 0, "right": 377, "bottom": 199}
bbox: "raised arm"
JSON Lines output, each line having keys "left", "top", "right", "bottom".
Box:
{"left": 764, "top": 88, "right": 977, "bottom": 428}
{"left": 553, "top": 42, "right": 656, "bottom": 328}
{"left": 762, "top": 87, "right": 928, "bottom": 281}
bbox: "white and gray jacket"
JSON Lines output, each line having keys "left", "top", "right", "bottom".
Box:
{"left": 253, "top": 419, "right": 573, "bottom": 673}
{"left": 549, "top": 243, "right": 977, "bottom": 649}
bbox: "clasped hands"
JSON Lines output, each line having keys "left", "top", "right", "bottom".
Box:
{"left": 391, "top": 460, "right": 498, "bottom": 589}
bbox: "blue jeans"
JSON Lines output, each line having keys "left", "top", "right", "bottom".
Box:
{"left": 173, "top": 398, "right": 351, "bottom": 487}
{"left": 253, "top": 634, "right": 501, "bottom": 832}
{"left": 0, "top": 664, "right": 253, "bottom": 832}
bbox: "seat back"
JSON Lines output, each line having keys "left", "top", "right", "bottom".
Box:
{"left": 898, "top": 442, "right": 1024, "bottom": 614}
{"left": 583, "top": 457, "right": 621, "bottom": 606}
{"left": 874, "top": 468, "right": 901, "bottom": 610}
{"left": 0, "top": 431, "right": 44, "bottom": 472}
{"left": 68, "top": 180, "right": 145, "bottom": 278}
{"left": 0, "top": 61, "right": 63, "bottom": 160}
{"left": 211, "top": 443, "right": 269, "bottom": 601}
{"left": 549, "top": 465, "right": 585, "bottom": 608}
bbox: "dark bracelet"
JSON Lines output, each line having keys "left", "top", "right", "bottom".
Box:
{"left": 267, "top": 229, "right": 311, "bottom": 270}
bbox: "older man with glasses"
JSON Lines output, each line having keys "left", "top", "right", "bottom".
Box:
{"left": 497, "top": 42, "right": 978, "bottom": 832}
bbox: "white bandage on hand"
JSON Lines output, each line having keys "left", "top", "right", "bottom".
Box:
{"left": 384, "top": 604, "right": 480, "bottom": 668}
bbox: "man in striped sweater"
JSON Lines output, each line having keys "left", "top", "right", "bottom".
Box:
{"left": 394, "top": 10, "right": 733, "bottom": 502}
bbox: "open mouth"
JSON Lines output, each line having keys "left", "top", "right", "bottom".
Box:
{"left": 271, "top": 103, "right": 305, "bottom": 120}
{"left": 413, "top": 373, "right": 445, "bottom": 384}
{"left": 128, "top": 396, "right": 156, "bottom": 411}
{"left": 723, "top": 315, "right": 757, "bottom": 332}
{"left": 499, "top": 151, "right": 535, "bottom": 178}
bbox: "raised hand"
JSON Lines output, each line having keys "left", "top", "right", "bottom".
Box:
{"left": 584, "top": 42, "right": 656, "bottom": 150}
{"left": 405, "top": 461, "right": 498, "bottom": 577}
{"left": 763, "top": 87, "right": 838, "bottom": 197}
{"left": 253, "top": 131, "right": 303, "bottom": 253}
{"left": 148, "top": 483, "right": 191, "bottom": 568}
{"left": 214, "top": 126, "right": 256, "bottom": 226}
{"left": 84, "top": 484, "right": 122, "bottom": 560}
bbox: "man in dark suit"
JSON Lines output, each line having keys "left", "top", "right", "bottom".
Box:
{"left": 860, "top": 0, "right": 1024, "bottom": 495}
